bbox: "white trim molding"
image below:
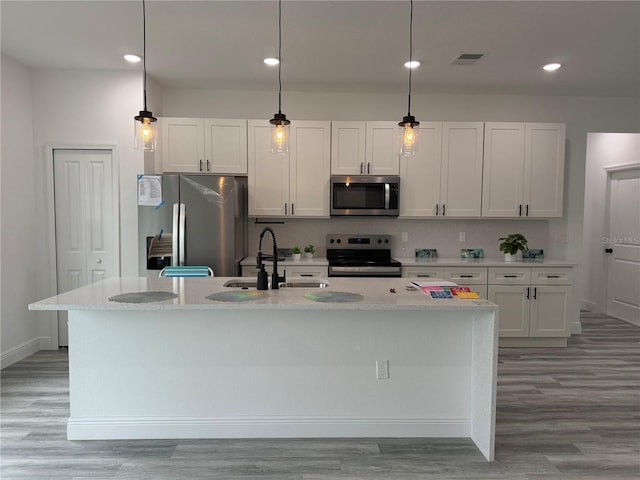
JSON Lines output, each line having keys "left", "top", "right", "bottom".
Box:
{"left": 1, "top": 337, "right": 45, "bottom": 369}
{"left": 604, "top": 162, "right": 640, "bottom": 173}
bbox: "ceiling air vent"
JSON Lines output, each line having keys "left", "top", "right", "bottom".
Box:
{"left": 450, "top": 53, "right": 486, "bottom": 66}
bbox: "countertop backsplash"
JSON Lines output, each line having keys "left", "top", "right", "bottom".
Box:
{"left": 247, "top": 218, "right": 552, "bottom": 260}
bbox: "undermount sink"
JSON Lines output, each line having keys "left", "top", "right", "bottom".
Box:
{"left": 223, "top": 279, "right": 329, "bottom": 289}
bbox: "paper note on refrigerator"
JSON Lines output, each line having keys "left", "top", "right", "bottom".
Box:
{"left": 138, "top": 175, "right": 163, "bottom": 206}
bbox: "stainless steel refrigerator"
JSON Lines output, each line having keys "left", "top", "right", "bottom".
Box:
{"left": 138, "top": 175, "right": 247, "bottom": 276}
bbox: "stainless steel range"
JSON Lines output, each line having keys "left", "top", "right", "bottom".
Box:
{"left": 326, "top": 234, "right": 402, "bottom": 277}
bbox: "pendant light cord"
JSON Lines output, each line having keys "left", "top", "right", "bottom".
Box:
{"left": 407, "top": 0, "right": 413, "bottom": 116}
{"left": 142, "top": 0, "right": 148, "bottom": 111}
{"left": 278, "top": 0, "right": 283, "bottom": 115}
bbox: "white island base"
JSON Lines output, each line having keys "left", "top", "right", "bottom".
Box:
{"left": 32, "top": 277, "right": 498, "bottom": 461}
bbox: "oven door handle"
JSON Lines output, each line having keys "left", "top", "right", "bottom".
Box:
{"left": 384, "top": 183, "right": 390, "bottom": 210}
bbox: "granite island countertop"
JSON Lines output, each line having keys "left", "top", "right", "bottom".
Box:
{"left": 28, "top": 276, "right": 496, "bottom": 312}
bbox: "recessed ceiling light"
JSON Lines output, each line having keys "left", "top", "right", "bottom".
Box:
{"left": 543, "top": 62, "right": 562, "bottom": 72}
{"left": 264, "top": 57, "right": 280, "bottom": 66}
{"left": 124, "top": 54, "right": 142, "bottom": 63}
{"left": 404, "top": 60, "right": 420, "bottom": 69}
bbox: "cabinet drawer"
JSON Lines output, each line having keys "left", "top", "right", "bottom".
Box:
{"left": 531, "top": 268, "right": 572, "bottom": 285}
{"left": 444, "top": 267, "right": 487, "bottom": 285}
{"left": 402, "top": 266, "right": 445, "bottom": 279}
{"left": 285, "top": 266, "right": 328, "bottom": 278}
{"left": 488, "top": 267, "right": 531, "bottom": 285}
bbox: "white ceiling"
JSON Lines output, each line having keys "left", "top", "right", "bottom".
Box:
{"left": 2, "top": 1, "right": 639, "bottom": 97}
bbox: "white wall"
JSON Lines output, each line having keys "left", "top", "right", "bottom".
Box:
{"left": 581, "top": 133, "right": 640, "bottom": 313}
{"left": 0, "top": 65, "right": 144, "bottom": 363}
{"left": 1, "top": 55, "right": 44, "bottom": 366}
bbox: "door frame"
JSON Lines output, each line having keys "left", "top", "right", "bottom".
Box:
{"left": 603, "top": 162, "right": 640, "bottom": 321}
{"left": 45, "top": 145, "right": 121, "bottom": 347}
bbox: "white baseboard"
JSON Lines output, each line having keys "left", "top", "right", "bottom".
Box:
{"left": 67, "top": 416, "right": 471, "bottom": 440}
{"left": 580, "top": 299, "right": 599, "bottom": 313}
{"left": 1, "top": 337, "right": 42, "bottom": 369}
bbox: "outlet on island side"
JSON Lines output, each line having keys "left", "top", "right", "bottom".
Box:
{"left": 459, "top": 232, "right": 466, "bottom": 242}
{"left": 376, "top": 360, "right": 389, "bottom": 380}
{"left": 401, "top": 232, "right": 408, "bottom": 243}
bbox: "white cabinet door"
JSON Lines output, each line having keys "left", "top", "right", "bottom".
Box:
{"left": 204, "top": 119, "right": 247, "bottom": 174}
{"left": 160, "top": 118, "right": 205, "bottom": 173}
{"left": 400, "top": 122, "right": 442, "bottom": 217}
{"left": 331, "top": 122, "right": 366, "bottom": 174}
{"left": 248, "top": 120, "right": 290, "bottom": 216}
{"left": 290, "top": 121, "right": 331, "bottom": 217}
{"left": 523, "top": 123, "right": 565, "bottom": 217}
{"left": 440, "top": 122, "right": 484, "bottom": 217}
{"left": 366, "top": 121, "right": 399, "bottom": 175}
{"left": 529, "top": 285, "right": 571, "bottom": 337}
{"left": 488, "top": 285, "right": 530, "bottom": 337}
{"left": 482, "top": 123, "right": 525, "bottom": 217}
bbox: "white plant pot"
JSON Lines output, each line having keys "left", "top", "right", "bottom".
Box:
{"left": 304, "top": 252, "right": 314, "bottom": 259}
{"left": 292, "top": 253, "right": 301, "bottom": 261}
{"left": 504, "top": 253, "right": 520, "bottom": 262}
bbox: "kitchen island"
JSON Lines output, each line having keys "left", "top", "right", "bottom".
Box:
{"left": 29, "top": 276, "right": 499, "bottom": 461}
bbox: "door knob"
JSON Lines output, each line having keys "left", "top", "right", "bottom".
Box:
{"left": 96, "top": 259, "right": 102, "bottom": 263}
{"left": 605, "top": 248, "right": 613, "bottom": 254}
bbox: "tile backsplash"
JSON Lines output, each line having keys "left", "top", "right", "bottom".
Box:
{"left": 248, "top": 218, "right": 550, "bottom": 260}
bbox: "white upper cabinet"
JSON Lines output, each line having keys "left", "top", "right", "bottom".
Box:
{"left": 331, "top": 121, "right": 399, "bottom": 175}
{"left": 159, "top": 117, "right": 247, "bottom": 174}
{"left": 441, "top": 122, "right": 484, "bottom": 217}
{"left": 399, "top": 122, "right": 443, "bottom": 217}
{"left": 248, "top": 120, "right": 330, "bottom": 218}
{"left": 401, "top": 122, "right": 483, "bottom": 217}
{"left": 482, "top": 122, "right": 565, "bottom": 217}
{"left": 524, "top": 123, "right": 566, "bottom": 217}
{"left": 160, "top": 118, "right": 204, "bottom": 173}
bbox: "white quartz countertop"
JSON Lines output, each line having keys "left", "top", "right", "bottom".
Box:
{"left": 29, "top": 276, "right": 497, "bottom": 312}
{"left": 398, "top": 257, "right": 576, "bottom": 267}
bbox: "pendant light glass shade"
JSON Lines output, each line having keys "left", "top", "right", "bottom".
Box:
{"left": 398, "top": 0, "right": 419, "bottom": 156}
{"left": 134, "top": 110, "right": 157, "bottom": 152}
{"left": 269, "top": 0, "right": 290, "bottom": 155}
{"left": 270, "top": 113, "right": 290, "bottom": 154}
{"left": 133, "top": 0, "right": 157, "bottom": 152}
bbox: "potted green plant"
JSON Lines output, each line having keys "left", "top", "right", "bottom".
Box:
{"left": 498, "top": 233, "right": 528, "bottom": 262}
{"left": 292, "top": 246, "right": 302, "bottom": 261}
{"left": 303, "top": 244, "right": 315, "bottom": 259}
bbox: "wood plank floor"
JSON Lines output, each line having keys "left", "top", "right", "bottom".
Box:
{"left": 1, "top": 314, "right": 638, "bottom": 479}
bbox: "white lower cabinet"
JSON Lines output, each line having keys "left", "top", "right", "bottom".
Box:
{"left": 488, "top": 267, "right": 572, "bottom": 346}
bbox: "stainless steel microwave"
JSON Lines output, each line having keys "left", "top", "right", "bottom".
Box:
{"left": 330, "top": 175, "right": 400, "bottom": 216}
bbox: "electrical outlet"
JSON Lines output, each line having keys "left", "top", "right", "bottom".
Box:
{"left": 401, "top": 232, "right": 408, "bottom": 242}
{"left": 459, "top": 232, "right": 466, "bottom": 242}
{"left": 376, "top": 360, "right": 389, "bottom": 380}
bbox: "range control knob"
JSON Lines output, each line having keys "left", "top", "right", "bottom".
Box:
{"left": 384, "top": 239, "right": 389, "bottom": 244}
{"left": 329, "top": 238, "right": 334, "bottom": 244}
{"left": 377, "top": 238, "right": 382, "bottom": 244}
{"left": 337, "top": 239, "right": 341, "bottom": 244}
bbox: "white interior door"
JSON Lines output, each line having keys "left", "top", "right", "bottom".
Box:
{"left": 54, "top": 149, "right": 118, "bottom": 345}
{"left": 606, "top": 168, "right": 640, "bottom": 325}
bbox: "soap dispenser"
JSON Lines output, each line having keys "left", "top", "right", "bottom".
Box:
{"left": 257, "top": 263, "right": 269, "bottom": 290}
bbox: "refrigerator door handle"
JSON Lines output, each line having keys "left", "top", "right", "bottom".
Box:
{"left": 179, "top": 203, "right": 186, "bottom": 266}
{"left": 172, "top": 203, "right": 179, "bottom": 266}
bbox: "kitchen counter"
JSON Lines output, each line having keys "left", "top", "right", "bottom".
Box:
{"left": 398, "top": 257, "right": 576, "bottom": 267}
{"left": 240, "top": 256, "right": 329, "bottom": 266}
{"left": 29, "top": 276, "right": 496, "bottom": 311}
{"left": 29, "top": 277, "right": 498, "bottom": 461}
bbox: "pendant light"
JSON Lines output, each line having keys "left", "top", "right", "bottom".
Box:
{"left": 269, "top": 0, "right": 290, "bottom": 154}
{"left": 133, "top": 0, "right": 157, "bottom": 152}
{"left": 398, "top": 0, "right": 419, "bottom": 156}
